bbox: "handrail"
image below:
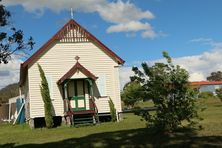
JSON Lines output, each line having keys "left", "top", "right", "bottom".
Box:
{"left": 122, "top": 107, "right": 158, "bottom": 113}
{"left": 89, "top": 97, "right": 99, "bottom": 123}
{"left": 89, "top": 97, "right": 98, "bottom": 113}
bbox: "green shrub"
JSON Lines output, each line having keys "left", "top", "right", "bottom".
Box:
{"left": 108, "top": 98, "right": 117, "bottom": 122}
{"left": 38, "top": 64, "right": 54, "bottom": 128}
{"left": 198, "top": 92, "right": 214, "bottom": 99}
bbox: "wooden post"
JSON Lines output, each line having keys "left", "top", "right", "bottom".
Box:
{"left": 64, "top": 83, "right": 68, "bottom": 100}
{"left": 8, "top": 103, "right": 11, "bottom": 123}
{"left": 87, "top": 79, "right": 100, "bottom": 123}
{"left": 64, "top": 83, "right": 69, "bottom": 112}
{"left": 116, "top": 112, "right": 119, "bottom": 122}
{"left": 29, "top": 118, "right": 35, "bottom": 129}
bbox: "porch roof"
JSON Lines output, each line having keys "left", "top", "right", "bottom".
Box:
{"left": 57, "top": 61, "right": 97, "bottom": 84}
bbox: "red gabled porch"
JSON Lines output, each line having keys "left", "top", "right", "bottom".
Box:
{"left": 57, "top": 59, "right": 99, "bottom": 126}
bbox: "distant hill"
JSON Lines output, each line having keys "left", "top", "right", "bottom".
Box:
{"left": 0, "top": 83, "right": 20, "bottom": 104}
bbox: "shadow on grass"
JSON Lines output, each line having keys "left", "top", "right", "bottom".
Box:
{"left": 1, "top": 128, "right": 222, "bottom": 148}
{"left": 213, "top": 104, "right": 222, "bottom": 107}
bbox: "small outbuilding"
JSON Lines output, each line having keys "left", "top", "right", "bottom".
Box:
{"left": 190, "top": 81, "right": 222, "bottom": 95}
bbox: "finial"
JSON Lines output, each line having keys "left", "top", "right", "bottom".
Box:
{"left": 75, "top": 56, "right": 80, "bottom": 61}
{"left": 71, "top": 8, "right": 74, "bottom": 19}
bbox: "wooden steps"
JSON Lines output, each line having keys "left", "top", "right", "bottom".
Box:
{"left": 73, "top": 114, "right": 95, "bottom": 127}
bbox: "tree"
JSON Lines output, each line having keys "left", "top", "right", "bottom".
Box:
{"left": 121, "top": 81, "right": 145, "bottom": 108}
{"left": 0, "top": 1, "right": 34, "bottom": 64}
{"left": 131, "top": 51, "right": 200, "bottom": 132}
{"left": 207, "top": 71, "right": 222, "bottom": 81}
{"left": 38, "top": 64, "right": 54, "bottom": 128}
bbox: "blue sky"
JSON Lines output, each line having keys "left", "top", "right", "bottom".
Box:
{"left": 1, "top": 0, "right": 222, "bottom": 89}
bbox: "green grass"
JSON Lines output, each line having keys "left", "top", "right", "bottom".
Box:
{"left": 197, "top": 98, "right": 222, "bottom": 136}
{"left": 0, "top": 98, "right": 222, "bottom": 148}
{"left": 136, "top": 100, "right": 154, "bottom": 108}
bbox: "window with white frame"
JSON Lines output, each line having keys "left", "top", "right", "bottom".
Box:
{"left": 97, "top": 74, "right": 107, "bottom": 96}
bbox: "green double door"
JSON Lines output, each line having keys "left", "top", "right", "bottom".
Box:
{"left": 68, "top": 79, "right": 87, "bottom": 111}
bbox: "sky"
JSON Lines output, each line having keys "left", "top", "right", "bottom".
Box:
{"left": 1, "top": 0, "right": 222, "bottom": 89}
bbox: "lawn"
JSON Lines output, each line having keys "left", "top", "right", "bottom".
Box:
{"left": 0, "top": 98, "right": 222, "bottom": 148}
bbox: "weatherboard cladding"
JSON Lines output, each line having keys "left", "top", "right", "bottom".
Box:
{"left": 20, "top": 19, "right": 124, "bottom": 86}
{"left": 20, "top": 19, "right": 123, "bottom": 118}
{"left": 27, "top": 43, "right": 121, "bottom": 117}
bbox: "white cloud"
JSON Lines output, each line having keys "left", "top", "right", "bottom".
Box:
{"left": 0, "top": 56, "right": 22, "bottom": 89}
{"left": 190, "top": 38, "right": 213, "bottom": 43}
{"left": 190, "top": 37, "right": 222, "bottom": 48}
{"left": 3, "top": 0, "right": 160, "bottom": 39}
{"left": 107, "top": 21, "right": 151, "bottom": 33}
{"left": 2, "top": 0, "right": 105, "bottom": 13}
{"left": 97, "top": 0, "right": 154, "bottom": 24}
{"left": 99, "top": 0, "right": 157, "bottom": 38}
{"left": 172, "top": 49, "right": 222, "bottom": 81}
{"left": 141, "top": 30, "right": 157, "bottom": 39}
{"left": 119, "top": 40, "right": 222, "bottom": 89}
{"left": 189, "top": 72, "right": 205, "bottom": 81}
{"left": 119, "top": 66, "right": 134, "bottom": 89}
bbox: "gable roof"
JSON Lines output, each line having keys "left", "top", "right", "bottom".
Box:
{"left": 22, "top": 19, "right": 124, "bottom": 67}
{"left": 57, "top": 61, "right": 97, "bottom": 85}
{"left": 19, "top": 19, "right": 124, "bottom": 86}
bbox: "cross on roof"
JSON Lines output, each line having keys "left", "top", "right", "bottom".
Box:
{"left": 75, "top": 56, "right": 80, "bottom": 61}
{"left": 70, "top": 8, "right": 74, "bottom": 19}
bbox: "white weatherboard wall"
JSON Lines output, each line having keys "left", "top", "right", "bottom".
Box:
{"left": 28, "top": 41, "right": 122, "bottom": 118}
{"left": 95, "top": 96, "right": 110, "bottom": 113}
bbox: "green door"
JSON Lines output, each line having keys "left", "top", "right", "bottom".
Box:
{"left": 70, "top": 80, "right": 86, "bottom": 111}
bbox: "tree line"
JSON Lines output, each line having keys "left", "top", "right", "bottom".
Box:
{"left": 0, "top": 83, "right": 20, "bottom": 104}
